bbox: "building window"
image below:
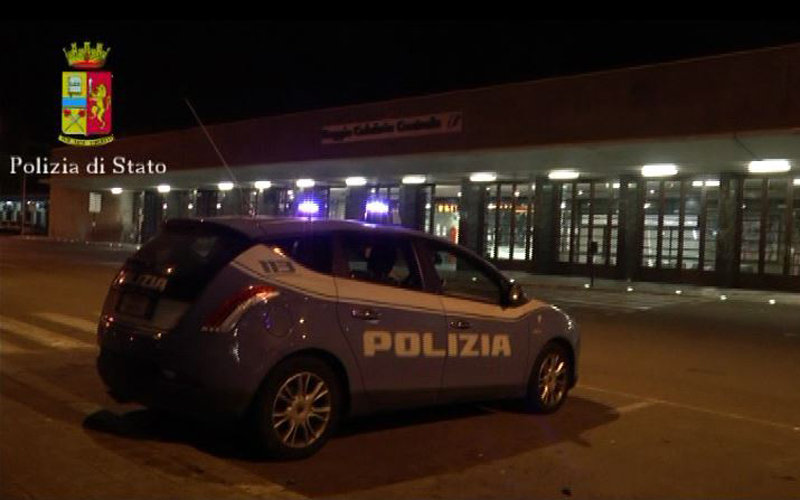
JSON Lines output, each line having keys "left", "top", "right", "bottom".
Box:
{"left": 574, "top": 183, "right": 592, "bottom": 264}
{"left": 741, "top": 176, "right": 795, "bottom": 276}
{"left": 765, "top": 178, "right": 790, "bottom": 275}
{"left": 558, "top": 180, "right": 619, "bottom": 266}
{"left": 329, "top": 187, "right": 347, "bottom": 220}
{"left": 484, "top": 185, "right": 497, "bottom": 259}
{"left": 792, "top": 180, "right": 800, "bottom": 276}
{"left": 703, "top": 186, "right": 720, "bottom": 272}
{"left": 483, "top": 182, "right": 534, "bottom": 261}
{"left": 642, "top": 181, "right": 661, "bottom": 268}
{"left": 660, "top": 181, "right": 682, "bottom": 269}
{"left": 740, "top": 177, "right": 795, "bottom": 276}
{"left": 496, "top": 184, "right": 514, "bottom": 260}
{"left": 513, "top": 183, "right": 534, "bottom": 261}
{"left": 558, "top": 184, "right": 573, "bottom": 263}
{"left": 641, "top": 178, "right": 719, "bottom": 272}
{"left": 426, "top": 184, "right": 460, "bottom": 244}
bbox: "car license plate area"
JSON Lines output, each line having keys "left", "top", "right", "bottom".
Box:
{"left": 117, "top": 293, "right": 153, "bottom": 319}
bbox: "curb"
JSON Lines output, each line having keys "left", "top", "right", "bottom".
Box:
{"left": 512, "top": 280, "right": 800, "bottom": 306}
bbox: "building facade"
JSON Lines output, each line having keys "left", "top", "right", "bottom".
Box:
{"left": 50, "top": 45, "right": 800, "bottom": 291}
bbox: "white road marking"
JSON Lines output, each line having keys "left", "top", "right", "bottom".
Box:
{"left": 578, "top": 384, "right": 799, "bottom": 432}
{"left": 35, "top": 312, "right": 97, "bottom": 335}
{"left": 614, "top": 400, "right": 657, "bottom": 414}
{"left": 0, "top": 315, "right": 94, "bottom": 350}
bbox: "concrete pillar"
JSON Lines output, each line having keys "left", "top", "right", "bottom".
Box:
{"left": 458, "top": 180, "right": 485, "bottom": 255}
{"left": 399, "top": 185, "right": 426, "bottom": 230}
{"left": 219, "top": 189, "right": 242, "bottom": 215}
{"left": 715, "top": 173, "right": 743, "bottom": 287}
{"left": 164, "top": 190, "right": 183, "bottom": 219}
{"left": 118, "top": 191, "right": 136, "bottom": 243}
{"left": 141, "top": 190, "right": 161, "bottom": 243}
{"left": 345, "top": 187, "right": 369, "bottom": 221}
{"left": 617, "top": 175, "right": 643, "bottom": 281}
{"left": 258, "top": 189, "right": 280, "bottom": 216}
{"left": 532, "top": 176, "right": 557, "bottom": 274}
{"left": 195, "top": 190, "right": 215, "bottom": 217}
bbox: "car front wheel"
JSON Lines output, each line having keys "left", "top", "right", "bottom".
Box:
{"left": 252, "top": 356, "right": 342, "bottom": 459}
{"left": 526, "top": 342, "right": 571, "bottom": 414}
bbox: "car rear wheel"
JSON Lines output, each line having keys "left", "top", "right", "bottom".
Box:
{"left": 251, "top": 356, "right": 342, "bottom": 459}
{"left": 526, "top": 342, "right": 571, "bottom": 414}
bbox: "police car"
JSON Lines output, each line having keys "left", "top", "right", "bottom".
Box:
{"left": 97, "top": 217, "right": 580, "bottom": 458}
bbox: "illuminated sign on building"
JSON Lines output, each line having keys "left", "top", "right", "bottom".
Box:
{"left": 322, "top": 112, "right": 462, "bottom": 144}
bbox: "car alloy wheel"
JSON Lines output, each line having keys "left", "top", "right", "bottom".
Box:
{"left": 271, "top": 371, "right": 332, "bottom": 448}
{"left": 526, "top": 342, "right": 571, "bottom": 414}
{"left": 252, "top": 356, "right": 342, "bottom": 459}
{"left": 537, "top": 351, "right": 568, "bottom": 409}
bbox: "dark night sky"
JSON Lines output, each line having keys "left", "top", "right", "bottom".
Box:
{"left": 2, "top": 20, "right": 800, "bottom": 165}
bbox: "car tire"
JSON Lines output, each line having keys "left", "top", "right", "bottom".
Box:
{"left": 525, "top": 342, "right": 572, "bottom": 414}
{"left": 251, "top": 356, "right": 342, "bottom": 459}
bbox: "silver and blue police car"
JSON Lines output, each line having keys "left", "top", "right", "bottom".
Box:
{"left": 97, "top": 217, "right": 580, "bottom": 458}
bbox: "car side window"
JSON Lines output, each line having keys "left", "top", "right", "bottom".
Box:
{"left": 264, "top": 234, "right": 333, "bottom": 275}
{"left": 341, "top": 233, "right": 422, "bottom": 290}
{"left": 428, "top": 243, "right": 503, "bottom": 304}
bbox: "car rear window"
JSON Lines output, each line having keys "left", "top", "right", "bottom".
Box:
{"left": 126, "top": 221, "right": 254, "bottom": 300}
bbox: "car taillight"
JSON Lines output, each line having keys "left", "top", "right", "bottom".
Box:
{"left": 113, "top": 268, "right": 128, "bottom": 286}
{"left": 202, "top": 285, "right": 278, "bottom": 333}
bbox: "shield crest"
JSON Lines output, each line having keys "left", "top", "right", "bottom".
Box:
{"left": 62, "top": 71, "right": 112, "bottom": 136}
{"left": 59, "top": 42, "right": 113, "bottom": 145}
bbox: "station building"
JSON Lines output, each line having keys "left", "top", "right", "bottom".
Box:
{"left": 50, "top": 44, "right": 800, "bottom": 291}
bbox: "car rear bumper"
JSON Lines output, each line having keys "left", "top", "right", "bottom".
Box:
{"left": 95, "top": 318, "right": 260, "bottom": 419}
{"left": 97, "top": 348, "right": 249, "bottom": 420}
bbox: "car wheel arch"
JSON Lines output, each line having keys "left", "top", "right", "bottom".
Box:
{"left": 252, "top": 348, "right": 352, "bottom": 418}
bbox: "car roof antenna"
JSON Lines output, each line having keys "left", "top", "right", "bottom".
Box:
{"left": 184, "top": 98, "right": 249, "bottom": 215}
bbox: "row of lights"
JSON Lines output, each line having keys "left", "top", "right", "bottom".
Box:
{"left": 107, "top": 160, "right": 796, "bottom": 194}
{"left": 109, "top": 176, "right": 416, "bottom": 194}
{"left": 586, "top": 285, "right": 782, "bottom": 305}
{"left": 548, "top": 160, "right": 792, "bottom": 181}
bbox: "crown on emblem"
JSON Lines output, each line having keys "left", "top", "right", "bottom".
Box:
{"left": 63, "top": 42, "right": 110, "bottom": 69}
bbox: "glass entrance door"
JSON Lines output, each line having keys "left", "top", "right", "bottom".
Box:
{"left": 483, "top": 182, "right": 534, "bottom": 264}
{"left": 639, "top": 178, "right": 720, "bottom": 283}
{"left": 424, "top": 184, "right": 461, "bottom": 245}
{"left": 739, "top": 176, "right": 799, "bottom": 290}
{"left": 557, "top": 181, "right": 620, "bottom": 275}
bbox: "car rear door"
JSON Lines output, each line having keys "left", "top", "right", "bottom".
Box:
{"left": 334, "top": 231, "right": 448, "bottom": 411}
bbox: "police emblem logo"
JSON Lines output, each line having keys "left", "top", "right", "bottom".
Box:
{"left": 59, "top": 42, "right": 114, "bottom": 146}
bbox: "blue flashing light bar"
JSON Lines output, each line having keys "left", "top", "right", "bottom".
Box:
{"left": 297, "top": 200, "right": 320, "bottom": 215}
{"left": 365, "top": 199, "right": 390, "bottom": 215}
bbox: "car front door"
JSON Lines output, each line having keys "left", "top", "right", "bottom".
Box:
{"left": 421, "top": 240, "right": 531, "bottom": 402}
{"left": 334, "top": 232, "right": 448, "bottom": 411}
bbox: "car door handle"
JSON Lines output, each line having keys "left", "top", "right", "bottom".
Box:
{"left": 351, "top": 308, "right": 381, "bottom": 320}
{"left": 449, "top": 319, "right": 471, "bottom": 330}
